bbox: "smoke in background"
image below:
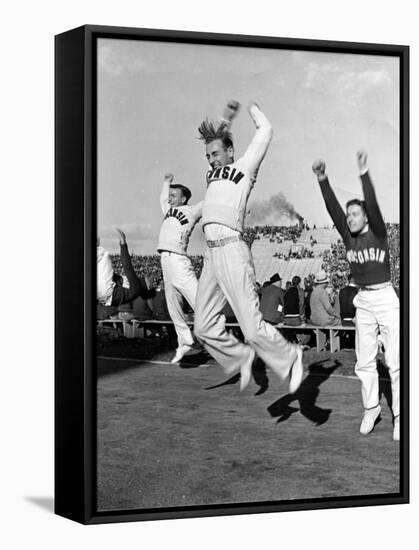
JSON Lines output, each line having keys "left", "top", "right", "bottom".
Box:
{"left": 246, "top": 192, "right": 303, "bottom": 226}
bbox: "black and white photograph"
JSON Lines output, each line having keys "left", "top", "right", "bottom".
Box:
{"left": 4, "top": 0, "right": 418, "bottom": 547}
{"left": 94, "top": 31, "right": 406, "bottom": 515}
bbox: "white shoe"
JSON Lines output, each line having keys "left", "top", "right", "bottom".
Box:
{"left": 289, "top": 346, "right": 303, "bottom": 394}
{"left": 359, "top": 405, "right": 381, "bottom": 435}
{"left": 170, "top": 345, "right": 192, "bottom": 364}
{"left": 393, "top": 416, "right": 400, "bottom": 442}
{"left": 239, "top": 349, "right": 256, "bottom": 392}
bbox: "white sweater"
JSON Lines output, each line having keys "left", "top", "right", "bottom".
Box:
{"left": 202, "top": 104, "right": 273, "bottom": 233}
{"left": 157, "top": 180, "right": 202, "bottom": 255}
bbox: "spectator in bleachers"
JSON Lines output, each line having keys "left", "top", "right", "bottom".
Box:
{"left": 117, "top": 299, "right": 135, "bottom": 321}
{"left": 259, "top": 273, "right": 284, "bottom": 325}
{"left": 339, "top": 273, "right": 358, "bottom": 326}
{"left": 310, "top": 270, "right": 340, "bottom": 326}
{"left": 243, "top": 224, "right": 303, "bottom": 249}
{"left": 303, "top": 284, "right": 313, "bottom": 322}
{"left": 97, "top": 303, "right": 118, "bottom": 321}
{"left": 337, "top": 273, "right": 357, "bottom": 348}
{"left": 283, "top": 276, "right": 305, "bottom": 326}
{"left": 151, "top": 279, "right": 171, "bottom": 320}
{"left": 106, "top": 224, "right": 399, "bottom": 312}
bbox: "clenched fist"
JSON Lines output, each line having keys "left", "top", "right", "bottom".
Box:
{"left": 164, "top": 173, "right": 174, "bottom": 183}
{"left": 356, "top": 150, "right": 368, "bottom": 172}
{"left": 222, "top": 100, "right": 240, "bottom": 122}
{"left": 312, "top": 159, "right": 326, "bottom": 177}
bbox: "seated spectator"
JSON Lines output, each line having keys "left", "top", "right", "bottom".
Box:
{"left": 152, "top": 279, "right": 171, "bottom": 320}
{"left": 117, "top": 300, "right": 135, "bottom": 321}
{"left": 97, "top": 302, "right": 118, "bottom": 320}
{"left": 304, "top": 284, "right": 313, "bottom": 322}
{"left": 283, "top": 275, "right": 305, "bottom": 326}
{"left": 259, "top": 273, "right": 284, "bottom": 325}
{"left": 310, "top": 270, "right": 340, "bottom": 326}
{"left": 97, "top": 228, "right": 154, "bottom": 308}
{"left": 339, "top": 273, "right": 358, "bottom": 326}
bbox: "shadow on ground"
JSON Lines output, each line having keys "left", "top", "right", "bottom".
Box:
{"left": 178, "top": 350, "right": 211, "bottom": 368}
{"left": 268, "top": 358, "right": 341, "bottom": 425}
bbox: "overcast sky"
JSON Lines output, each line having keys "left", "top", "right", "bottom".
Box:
{"left": 97, "top": 38, "right": 399, "bottom": 254}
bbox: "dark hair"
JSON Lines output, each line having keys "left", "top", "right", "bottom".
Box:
{"left": 170, "top": 184, "right": 192, "bottom": 204}
{"left": 292, "top": 275, "right": 301, "bottom": 286}
{"left": 113, "top": 273, "right": 123, "bottom": 285}
{"left": 197, "top": 119, "right": 234, "bottom": 149}
{"left": 346, "top": 198, "right": 366, "bottom": 214}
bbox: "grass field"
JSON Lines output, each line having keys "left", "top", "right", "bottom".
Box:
{"left": 96, "top": 338, "right": 400, "bottom": 512}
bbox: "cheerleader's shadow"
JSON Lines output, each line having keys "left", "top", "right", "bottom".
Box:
{"left": 178, "top": 349, "right": 211, "bottom": 369}
{"left": 204, "top": 357, "right": 267, "bottom": 390}
{"left": 267, "top": 359, "right": 341, "bottom": 425}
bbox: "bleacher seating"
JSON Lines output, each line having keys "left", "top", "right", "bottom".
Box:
{"left": 107, "top": 223, "right": 399, "bottom": 296}
{"left": 97, "top": 318, "right": 355, "bottom": 353}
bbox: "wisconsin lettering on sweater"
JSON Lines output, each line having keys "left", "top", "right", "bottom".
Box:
{"left": 163, "top": 207, "right": 190, "bottom": 226}
{"left": 206, "top": 165, "right": 245, "bottom": 186}
{"left": 319, "top": 171, "right": 391, "bottom": 286}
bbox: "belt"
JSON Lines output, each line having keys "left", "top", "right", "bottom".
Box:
{"left": 358, "top": 282, "right": 392, "bottom": 291}
{"left": 159, "top": 250, "right": 184, "bottom": 256}
{"left": 207, "top": 236, "right": 242, "bottom": 248}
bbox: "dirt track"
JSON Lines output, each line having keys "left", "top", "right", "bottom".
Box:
{"left": 96, "top": 348, "right": 400, "bottom": 511}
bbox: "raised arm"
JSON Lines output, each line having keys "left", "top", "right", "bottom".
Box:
{"left": 160, "top": 173, "right": 174, "bottom": 214}
{"left": 357, "top": 150, "right": 387, "bottom": 237}
{"left": 241, "top": 102, "right": 273, "bottom": 178}
{"left": 220, "top": 99, "right": 240, "bottom": 129}
{"left": 312, "top": 159, "right": 349, "bottom": 239}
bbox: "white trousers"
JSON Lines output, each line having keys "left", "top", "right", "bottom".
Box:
{"left": 161, "top": 253, "right": 197, "bottom": 348}
{"left": 353, "top": 286, "right": 400, "bottom": 417}
{"left": 194, "top": 240, "right": 298, "bottom": 378}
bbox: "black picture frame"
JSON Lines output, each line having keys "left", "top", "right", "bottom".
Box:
{"left": 55, "top": 24, "right": 409, "bottom": 525}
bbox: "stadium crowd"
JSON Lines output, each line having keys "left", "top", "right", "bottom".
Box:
{"left": 273, "top": 248, "right": 315, "bottom": 260}
{"left": 243, "top": 224, "right": 303, "bottom": 247}
{"left": 111, "top": 253, "right": 204, "bottom": 288}
{"left": 100, "top": 223, "right": 400, "bottom": 349}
